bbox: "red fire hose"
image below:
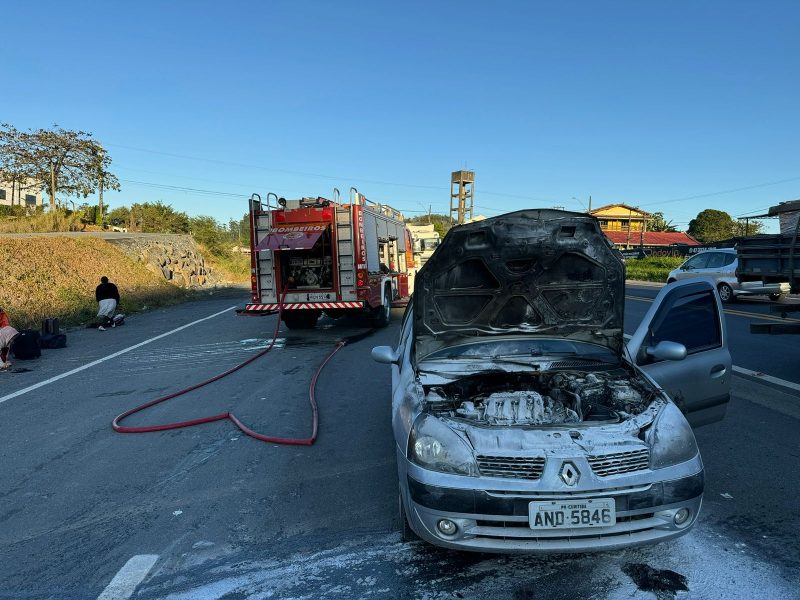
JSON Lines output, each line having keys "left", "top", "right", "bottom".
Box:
{"left": 112, "top": 294, "right": 344, "bottom": 446}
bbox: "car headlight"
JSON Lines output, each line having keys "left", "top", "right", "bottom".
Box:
{"left": 408, "top": 414, "right": 479, "bottom": 476}
{"left": 646, "top": 402, "right": 700, "bottom": 469}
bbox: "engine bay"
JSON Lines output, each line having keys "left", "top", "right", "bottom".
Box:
{"left": 424, "top": 369, "right": 657, "bottom": 426}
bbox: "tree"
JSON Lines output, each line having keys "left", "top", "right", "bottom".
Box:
{"left": 648, "top": 212, "right": 677, "bottom": 232}
{"left": 407, "top": 213, "right": 453, "bottom": 239}
{"left": 128, "top": 201, "right": 189, "bottom": 233}
{"left": 687, "top": 209, "right": 737, "bottom": 242}
{"left": 0, "top": 124, "right": 39, "bottom": 206}
{"left": 189, "top": 215, "right": 225, "bottom": 255}
{"left": 733, "top": 219, "right": 764, "bottom": 237}
{"left": 107, "top": 205, "right": 131, "bottom": 227}
{"left": 0, "top": 123, "right": 119, "bottom": 210}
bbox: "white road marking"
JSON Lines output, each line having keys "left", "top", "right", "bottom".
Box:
{"left": 623, "top": 334, "right": 800, "bottom": 394}
{"left": 0, "top": 305, "right": 238, "bottom": 405}
{"left": 97, "top": 554, "right": 159, "bottom": 600}
{"left": 731, "top": 365, "right": 800, "bottom": 393}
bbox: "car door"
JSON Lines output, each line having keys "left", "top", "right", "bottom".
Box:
{"left": 675, "top": 252, "right": 711, "bottom": 281}
{"left": 626, "top": 278, "right": 731, "bottom": 427}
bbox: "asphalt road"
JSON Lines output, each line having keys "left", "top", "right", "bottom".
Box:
{"left": 0, "top": 286, "right": 798, "bottom": 599}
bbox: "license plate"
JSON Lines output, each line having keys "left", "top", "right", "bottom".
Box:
{"left": 306, "top": 293, "right": 334, "bottom": 301}
{"left": 529, "top": 498, "right": 615, "bottom": 530}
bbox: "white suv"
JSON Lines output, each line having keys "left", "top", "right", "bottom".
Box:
{"left": 667, "top": 249, "right": 788, "bottom": 302}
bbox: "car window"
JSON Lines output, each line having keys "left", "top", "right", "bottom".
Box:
{"left": 705, "top": 252, "right": 727, "bottom": 268}
{"left": 684, "top": 253, "right": 710, "bottom": 269}
{"left": 722, "top": 253, "right": 736, "bottom": 266}
{"left": 648, "top": 289, "right": 721, "bottom": 356}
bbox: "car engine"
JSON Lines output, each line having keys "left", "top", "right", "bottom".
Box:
{"left": 424, "top": 370, "right": 655, "bottom": 426}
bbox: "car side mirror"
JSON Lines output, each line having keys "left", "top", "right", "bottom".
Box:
{"left": 371, "top": 345, "right": 400, "bottom": 364}
{"left": 645, "top": 340, "right": 687, "bottom": 361}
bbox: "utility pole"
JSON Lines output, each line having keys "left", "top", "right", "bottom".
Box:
{"left": 49, "top": 160, "right": 56, "bottom": 210}
{"left": 450, "top": 170, "right": 474, "bottom": 224}
{"left": 98, "top": 167, "right": 104, "bottom": 227}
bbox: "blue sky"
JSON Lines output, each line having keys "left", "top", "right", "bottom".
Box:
{"left": 2, "top": 1, "right": 798, "bottom": 231}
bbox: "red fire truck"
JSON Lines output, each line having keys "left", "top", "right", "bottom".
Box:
{"left": 241, "top": 188, "right": 414, "bottom": 329}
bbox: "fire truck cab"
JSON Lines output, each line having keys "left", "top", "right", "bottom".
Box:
{"left": 243, "top": 188, "right": 414, "bottom": 329}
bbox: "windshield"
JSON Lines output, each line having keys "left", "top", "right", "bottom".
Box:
{"left": 423, "top": 338, "right": 619, "bottom": 363}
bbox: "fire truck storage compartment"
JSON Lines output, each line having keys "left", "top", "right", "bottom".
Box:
{"left": 363, "top": 208, "right": 408, "bottom": 272}
{"left": 280, "top": 226, "right": 334, "bottom": 290}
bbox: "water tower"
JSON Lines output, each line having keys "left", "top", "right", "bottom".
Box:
{"left": 450, "top": 170, "right": 475, "bottom": 224}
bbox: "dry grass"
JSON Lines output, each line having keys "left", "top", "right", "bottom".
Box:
{"left": 0, "top": 211, "right": 84, "bottom": 233}
{"left": 198, "top": 245, "right": 250, "bottom": 283}
{"left": 0, "top": 237, "right": 188, "bottom": 329}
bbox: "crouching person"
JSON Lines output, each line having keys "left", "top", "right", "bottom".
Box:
{"left": 1, "top": 325, "right": 19, "bottom": 370}
{"left": 96, "top": 276, "right": 121, "bottom": 331}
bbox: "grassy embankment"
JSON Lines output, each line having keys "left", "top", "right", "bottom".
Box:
{"left": 0, "top": 209, "right": 84, "bottom": 233}
{"left": 625, "top": 256, "right": 684, "bottom": 282}
{"left": 0, "top": 237, "right": 191, "bottom": 330}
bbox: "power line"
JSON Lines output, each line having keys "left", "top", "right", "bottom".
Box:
{"left": 118, "top": 178, "right": 429, "bottom": 213}
{"left": 110, "top": 143, "right": 800, "bottom": 217}
{"left": 639, "top": 176, "right": 800, "bottom": 208}
{"left": 108, "top": 142, "right": 558, "bottom": 203}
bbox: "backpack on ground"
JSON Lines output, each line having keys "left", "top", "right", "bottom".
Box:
{"left": 40, "top": 333, "right": 67, "bottom": 349}
{"left": 11, "top": 330, "right": 41, "bottom": 360}
{"left": 42, "top": 318, "right": 60, "bottom": 335}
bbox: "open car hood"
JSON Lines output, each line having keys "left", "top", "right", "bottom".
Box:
{"left": 413, "top": 209, "right": 625, "bottom": 360}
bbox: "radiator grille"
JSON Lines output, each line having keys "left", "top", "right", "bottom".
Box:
{"left": 477, "top": 455, "right": 546, "bottom": 480}
{"left": 588, "top": 449, "right": 650, "bottom": 477}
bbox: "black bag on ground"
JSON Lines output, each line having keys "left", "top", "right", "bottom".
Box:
{"left": 40, "top": 333, "right": 67, "bottom": 349}
{"left": 42, "top": 318, "right": 60, "bottom": 335}
{"left": 11, "top": 330, "right": 41, "bottom": 360}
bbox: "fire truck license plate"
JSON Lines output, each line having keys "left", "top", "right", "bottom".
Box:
{"left": 529, "top": 498, "right": 615, "bottom": 530}
{"left": 306, "top": 293, "right": 334, "bottom": 302}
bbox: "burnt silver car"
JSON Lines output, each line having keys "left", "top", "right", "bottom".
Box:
{"left": 372, "top": 209, "right": 731, "bottom": 553}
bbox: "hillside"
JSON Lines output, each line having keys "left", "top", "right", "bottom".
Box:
{"left": 0, "top": 237, "right": 192, "bottom": 330}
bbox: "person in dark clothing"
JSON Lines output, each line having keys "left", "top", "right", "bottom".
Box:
{"left": 95, "top": 276, "right": 121, "bottom": 331}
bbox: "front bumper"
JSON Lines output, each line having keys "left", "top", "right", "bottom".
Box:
{"left": 403, "top": 471, "right": 703, "bottom": 553}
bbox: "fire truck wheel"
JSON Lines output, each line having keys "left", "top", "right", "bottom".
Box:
{"left": 371, "top": 285, "right": 391, "bottom": 328}
{"left": 282, "top": 309, "right": 320, "bottom": 329}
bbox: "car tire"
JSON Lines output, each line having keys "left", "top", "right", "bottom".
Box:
{"left": 717, "top": 283, "right": 735, "bottom": 303}
{"left": 370, "top": 285, "right": 391, "bottom": 328}
{"left": 282, "top": 309, "right": 320, "bottom": 329}
{"left": 399, "top": 491, "right": 420, "bottom": 543}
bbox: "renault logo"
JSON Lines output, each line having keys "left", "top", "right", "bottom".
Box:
{"left": 560, "top": 461, "right": 580, "bottom": 486}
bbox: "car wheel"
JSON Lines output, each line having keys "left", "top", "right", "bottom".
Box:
{"left": 370, "top": 285, "right": 391, "bottom": 328}
{"left": 399, "top": 491, "right": 419, "bottom": 543}
{"left": 282, "top": 309, "right": 320, "bottom": 329}
{"left": 717, "top": 283, "right": 735, "bottom": 303}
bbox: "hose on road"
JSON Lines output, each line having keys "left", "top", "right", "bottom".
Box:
{"left": 112, "top": 294, "right": 349, "bottom": 446}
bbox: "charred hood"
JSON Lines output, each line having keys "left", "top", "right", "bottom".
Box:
{"left": 413, "top": 210, "right": 625, "bottom": 359}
